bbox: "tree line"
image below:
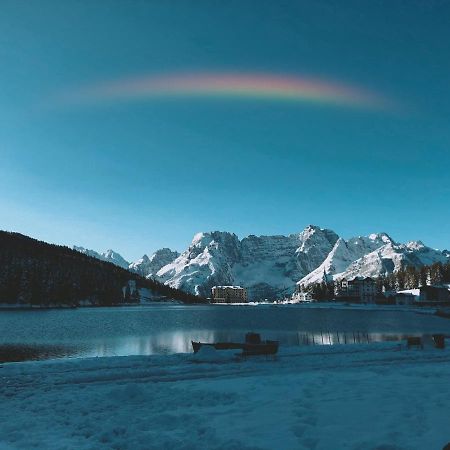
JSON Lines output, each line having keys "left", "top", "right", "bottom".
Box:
{"left": 0, "top": 231, "right": 205, "bottom": 306}
{"left": 377, "top": 262, "right": 450, "bottom": 292}
{"left": 307, "top": 261, "right": 450, "bottom": 301}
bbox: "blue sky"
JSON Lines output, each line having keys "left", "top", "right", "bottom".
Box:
{"left": 1, "top": 0, "right": 449, "bottom": 260}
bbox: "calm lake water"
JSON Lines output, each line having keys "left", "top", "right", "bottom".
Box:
{"left": 1, "top": 304, "right": 449, "bottom": 362}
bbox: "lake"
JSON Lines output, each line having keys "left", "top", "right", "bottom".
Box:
{"left": 1, "top": 304, "right": 449, "bottom": 362}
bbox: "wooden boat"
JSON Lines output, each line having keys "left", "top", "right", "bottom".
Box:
{"left": 191, "top": 332, "right": 279, "bottom": 356}
{"left": 435, "top": 309, "right": 450, "bottom": 319}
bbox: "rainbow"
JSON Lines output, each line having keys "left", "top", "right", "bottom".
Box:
{"left": 59, "top": 72, "right": 390, "bottom": 110}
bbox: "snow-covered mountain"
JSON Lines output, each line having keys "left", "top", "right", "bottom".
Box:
{"left": 297, "top": 235, "right": 449, "bottom": 289}
{"left": 155, "top": 226, "right": 448, "bottom": 299}
{"left": 298, "top": 233, "right": 394, "bottom": 286}
{"left": 157, "top": 231, "right": 242, "bottom": 296}
{"left": 75, "top": 225, "right": 449, "bottom": 300}
{"left": 330, "top": 241, "right": 449, "bottom": 283}
{"left": 129, "top": 248, "right": 179, "bottom": 278}
{"left": 156, "top": 226, "right": 339, "bottom": 299}
{"left": 73, "top": 246, "right": 130, "bottom": 269}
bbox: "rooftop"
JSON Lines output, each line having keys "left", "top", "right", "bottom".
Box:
{"left": 212, "top": 285, "right": 245, "bottom": 290}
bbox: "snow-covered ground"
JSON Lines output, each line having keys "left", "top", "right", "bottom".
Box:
{"left": 2, "top": 342, "right": 450, "bottom": 449}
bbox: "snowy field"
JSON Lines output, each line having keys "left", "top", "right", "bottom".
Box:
{"left": 1, "top": 343, "right": 450, "bottom": 450}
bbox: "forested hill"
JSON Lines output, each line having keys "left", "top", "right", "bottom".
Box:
{"left": 0, "top": 231, "right": 205, "bottom": 306}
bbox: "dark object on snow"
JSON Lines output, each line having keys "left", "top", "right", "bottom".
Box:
{"left": 192, "top": 332, "right": 279, "bottom": 356}
{"left": 406, "top": 336, "right": 423, "bottom": 349}
{"left": 433, "top": 334, "right": 446, "bottom": 349}
{"left": 435, "top": 309, "right": 450, "bottom": 319}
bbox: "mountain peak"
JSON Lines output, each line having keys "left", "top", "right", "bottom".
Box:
{"left": 136, "top": 254, "right": 150, "bottom": 263}
{"left": 297, "top": 225, "right": 339, "bottom": 251}
{"left": 302, "top": 224, "right": 324, "bottom": 234}
{"left": 406, "top": 240, "right": 425, "bottom": 250}
{"left": 101, "top": 249, "right": 129, "bottom": 268}
{"left": 191, "top": 231, "right": 237, "bottom": 247}
{"left": 73, "top": 246, "right": 129, "bottom": 269}
{"left": 150, "top": 248, "right": 179, "bottom": 261}
{"left": 368, "top": 232, "right": 394, "bottom": 244}
{"left": 129, "top": 248, "right": 179, "bottom": 278}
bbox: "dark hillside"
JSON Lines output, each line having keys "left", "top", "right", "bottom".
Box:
{"left": 0, "top": 231, "right": 205, "bottom": 306}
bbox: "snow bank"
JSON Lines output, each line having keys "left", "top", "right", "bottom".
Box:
{"left": 1, "top": 343, "right": 450, "bottom": 449}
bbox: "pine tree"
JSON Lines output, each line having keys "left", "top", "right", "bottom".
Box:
{"left": 429, "top": 263, "right": 443, "bottom": 285}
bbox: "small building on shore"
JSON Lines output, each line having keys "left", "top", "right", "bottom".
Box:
{"left": 211, "top": 286, "right": 248, "bottom": 303}
{"left": 291, "top": 291, "right": 313, "bottom": 302}
{"left": 335, "top": 276, "right": 377, "bottom": 303}
{"left": 385, "top": 285, "right": 450, "bottom": 306}
{"left": 418, "top": 285, "right": 450, "bottom": 304}
{"left": 393, "top": 292, "right": 417, "bottom": 306}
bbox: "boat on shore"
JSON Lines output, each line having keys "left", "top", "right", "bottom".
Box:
{"left": 191, "top": 332, "right": 279, "bottom": 356}
{"left": 435, "top": 309, "right": 450, "bottom": 319}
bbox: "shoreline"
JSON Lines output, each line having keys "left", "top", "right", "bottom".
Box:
{"left": 0, "top": 300, "right": 187, "bottom": 311}
{"left": 0, "top": 300, "right": 440, "bottom": 314}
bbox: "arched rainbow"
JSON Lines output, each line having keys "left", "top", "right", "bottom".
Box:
{"left": 59, "top": 72, "right": 390, "bottom": 110}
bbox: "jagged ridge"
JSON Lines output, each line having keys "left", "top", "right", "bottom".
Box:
{"left": 76, "top": 226, "right": 450, "bottom": 301}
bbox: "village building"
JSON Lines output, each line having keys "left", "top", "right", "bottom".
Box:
{"left": 335, "top": 276, "right": 378, "bottom": 303}
{"left": 387, "top": 288, "right": 420, "bottom": 305}
{"left": 386, "top": 285, "right": 450, "bottom": 306}
{"left": 291, "top": 291, "right": 313, "bottom": 302}
{"left": 393, "top": 292, "right": 417, "bottom": 306}
{"left": 211, "top": 286, "right": 248, "bottom": 303}
{"left": 418, "top": 285, "right": 450, "bottom": 304}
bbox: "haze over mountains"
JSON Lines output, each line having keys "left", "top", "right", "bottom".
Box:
{"left": 74, "top": 225, "right": 450, "bottom": 300}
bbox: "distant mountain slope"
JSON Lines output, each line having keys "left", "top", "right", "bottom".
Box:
{"left": 298, "top": 233, "right": 395, "bottom": 286}
{"left": 129, "top": 248, "right": 179, "bottom": 277}
{"left": 155, "top": 226, "right": 449, "bottom": 300}
{"left": 0, "top": 232, "right": 204, "bottom": 306}
{"left": 72, "top": 225, "right": 449, "bottom": 301}
{"left": 73, "top": 246, "right": 130, "bottom": 269}
{"left": 156, "top": 226, "right": 339, "bottom": 299}
{"left": 298, "top": 238, "right": 449, "bottom": 288}
{"left": 157, "top": 231, "right": 242, "bottom": 297}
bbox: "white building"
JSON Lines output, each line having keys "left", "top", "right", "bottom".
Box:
{"left": 211, "top": 286, "right": 248, "bottom": 303}
{"left": 291, "top": 291, "right": 313, "bottom": 302}
{"left": 336, "top": 277, "right": 377, "bottom": 303}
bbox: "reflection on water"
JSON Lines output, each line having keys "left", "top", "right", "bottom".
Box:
{"left": 0, "top": 330, "right": 433, "bottom": 363}
{"left": 296, "top": 331, "right": 415, "bottom": 346}
{"left": 1, "top": 305, "right": 449, "bottom": 362}
{"left": 0, "top": 344, "right": 80, "bottom": 362}
{"left": 84, "top": 330, "right": 219, "bottom": 357}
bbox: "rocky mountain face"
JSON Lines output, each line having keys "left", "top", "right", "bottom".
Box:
{"left": 129, "top": 248, "right": 180, "bottom": 277}
{"left": 156, "top": 226, "right": 340, "bottom": 299}
{"left": 73, "top": 247, "right": 130, "bottom": 269}
{"left": 76, "top": 225, "right": 449, "bottom": 300}
{"left": 155, "top": 226, "right": 448, "bottom": 300}
{"left": 297, "top": 236, "right": 448, "bottom": 289}
{"left": 157, "top": 232, "right": 242, "bottom": 296}
{"left": 298, "top": 233, "right": 394, "bottom": 287}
